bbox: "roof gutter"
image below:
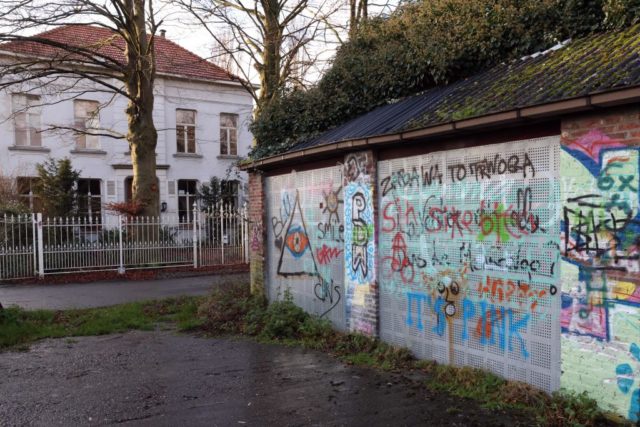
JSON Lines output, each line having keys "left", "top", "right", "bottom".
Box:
{"left": 242, "top": 85, "right": 640, "bottom": 171}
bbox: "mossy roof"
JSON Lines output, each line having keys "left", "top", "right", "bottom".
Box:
{"left": 292, "top": 24, "right": 640, "bottom": 152}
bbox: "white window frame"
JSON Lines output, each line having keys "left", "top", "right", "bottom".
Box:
{"left": 12, "top": 94, "right": 42, "bottom": 147}
{"left": 16, "top": 177, "right": 41, "bottom": 211}
{"left": 74, "top": 100, "right": 101, "bottom": 150}
{"left": 176, "top": 109, "right": 196, "bottom": 154}
{"left": 76, "top": 178, "right": 102, "bottom": 218}
{"left": 220, "top": 113, "right": 238, "bottom": 156}
{"left": 177, "top": 179, "right": 198, "bottom": 223}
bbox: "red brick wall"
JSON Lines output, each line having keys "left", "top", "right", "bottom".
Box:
{"left": 248, "top": 171, "right": 266, "bottom": 296}
{"left": 559, "top": 104, "right": 640, "bottom": 421}
{"left": 562, "top": 105, "right": 640, "bottom": 144}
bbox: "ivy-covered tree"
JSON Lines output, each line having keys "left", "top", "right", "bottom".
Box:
{"left": 34, "top": 158, "right": 80, "bottom": 217}
{"left": 250, "top": 0, "right": 640, "bottom": 158}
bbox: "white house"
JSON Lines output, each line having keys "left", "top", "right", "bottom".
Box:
{"left": 0, "top": 25, "right": 254, "bottom": 220}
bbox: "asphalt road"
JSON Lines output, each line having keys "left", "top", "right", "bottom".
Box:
{"left": 0, "top": 273, "right": 248, "bottom": 310}
{"left": 0, "top": 330, "right": 534, "bottom": 426}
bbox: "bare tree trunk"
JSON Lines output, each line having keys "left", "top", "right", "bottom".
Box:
{"left": 125, "top": 0, "right": 159, "bottom": 217}
{"left": 256, "top": 0, "right": 283, "bottom": 116}
{"left": 349, "top": 0, "right": 368, "bottom": 38}
{"left": 128, "top": 106, "right": 159, "bottom": 217}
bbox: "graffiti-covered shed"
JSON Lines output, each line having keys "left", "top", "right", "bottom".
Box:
{"left": 245, "top": 25, "right": 640, "bottom": 421}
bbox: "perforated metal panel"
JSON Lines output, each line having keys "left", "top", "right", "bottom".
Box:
{"left": 265, "top": 167, "right": 347, "bottom": 330}
{"left": 378, "top": 136, "right": 562, "bottom": 393}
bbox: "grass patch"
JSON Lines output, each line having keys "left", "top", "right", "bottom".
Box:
{"left": 0, "top": 295, "right": 203, "bottom": 349}
{"left": 196, "top": 286, "right": 630, "bottom": 427}
{"left": 414, "top": 354, "right": 630, "bottom": 426}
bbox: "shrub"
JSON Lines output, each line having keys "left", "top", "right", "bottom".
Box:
{"left": 34, "top": 157, "right": 80, "bottom": 217}
{"left": 197, "top": 283, "right": 265, "bottom": 334}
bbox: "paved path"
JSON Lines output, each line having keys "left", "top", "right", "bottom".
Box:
{"left": 0, "top": 273, "right": 247, "bottom": 310}
{"left": 0, "top": 330, "right": 533, "bottom": 426}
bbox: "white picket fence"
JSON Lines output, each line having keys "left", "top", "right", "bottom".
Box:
{"left": 0, "top": 203, "right": 249, "bottom": 280}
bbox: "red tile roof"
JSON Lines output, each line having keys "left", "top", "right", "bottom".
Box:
{"left": 0, "top": 25, "right": 238, "bottom": 83}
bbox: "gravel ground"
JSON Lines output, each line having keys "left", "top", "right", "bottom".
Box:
{"left": 0, "top": 330, "right": 537, "bottom": 427}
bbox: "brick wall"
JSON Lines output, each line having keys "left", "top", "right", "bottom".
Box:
{"left": 559, "top": 105, "right": 640, "bottom": 422}
{"left": 248, "top": 171, "right": 266, "bottom": 297}
{"left": 562, "top": 105, "right": 640, "bottom": 144}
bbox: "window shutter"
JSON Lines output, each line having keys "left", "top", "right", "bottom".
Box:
{"left": 107, "top": 180, "right": 116, "bottom": 196}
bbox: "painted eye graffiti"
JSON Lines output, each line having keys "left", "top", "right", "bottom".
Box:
{"left": 285, "top": 226, "right": 310, "bottom": 258}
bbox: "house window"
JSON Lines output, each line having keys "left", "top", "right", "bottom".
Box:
{"left": 178, "top": 180, "right": 198, "bottom": 222}
{"left": 176, "top": 109, "right": 196, "bottom": 153}
{"left": 77, "top": 179, "right": 101, "bottom": 219}
{"left": 221, "top": 180, "right": 239, "bottom": 207}
{"left": 12, "top": 94, "right": 42, "bottom": 147}
{"left": 74, "top": 100, "right": 100, "bottom": 149}
{"left": 220, "top": 113, "right": 238, "bottom": 156}
{"left": 16, "top": 177, "right": 41, "bottom": 211}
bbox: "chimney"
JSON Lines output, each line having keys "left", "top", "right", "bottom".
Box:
{"left": 160, "top": 29, "right": 166, "bottom": 38}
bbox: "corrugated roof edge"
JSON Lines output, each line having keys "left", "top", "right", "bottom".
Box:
{"left": 241, "top": 85, "right": 640, "bottom": 171}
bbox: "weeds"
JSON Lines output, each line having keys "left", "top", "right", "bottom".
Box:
{"left": 0, "top": 296, "right": 202, "bottom": 348}
{"left": 196, "top": 286, "right": 629, "bottom": 427}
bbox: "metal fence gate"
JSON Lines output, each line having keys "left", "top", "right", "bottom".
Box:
{"left": 0, "top": 214, "right": 37, "bottom": 280}
{"left": 198, "top": 204, "right": 248, "bottom": 267}
{"left": 0, "top": 204, "right": 248, "bottom": 280}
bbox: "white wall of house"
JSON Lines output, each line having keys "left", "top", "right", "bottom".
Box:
{"left": 0, "top": 72, "right": 254, "bottom": 218}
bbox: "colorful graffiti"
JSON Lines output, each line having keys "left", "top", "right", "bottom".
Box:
{"left": 343, "top": 151, "right": 377, "bottom": 335}
{"left": 260, "top": 128, "right": 640, "bottom": 421}
{"left": 560, "top": 129, "right": 640, "bottom": 420}
{"left": 344, "top": 183, "right": 375, "bottom": 284}
{"left": 266, "top": 171, "right": 345, "bottom": 320}
{"left": 276, "top": 191, "right": 316, "bottom": 276}
{"left": 250, "top": 221, "right": 263, "bottom": 252}
{"left": 378, "top": 137, "right": 561, "bottom": 391}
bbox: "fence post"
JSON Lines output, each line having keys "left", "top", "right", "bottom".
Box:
{"left": 242, "top": 203, "right": 249, "bottom": 263}
{"left": 220, "top": 202, "right": 225, "bottom": 264}
{"left": 31, "top": 213, "right": 37, "bottom": 276}
{"left": 192, "top": 202, "right": 198, "bottom": 269}
{"left": 36, "top": 213, "right": 44, "bottom": 278}
{"left": 118, "top": 215, "right": 125, "bottom": 275}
